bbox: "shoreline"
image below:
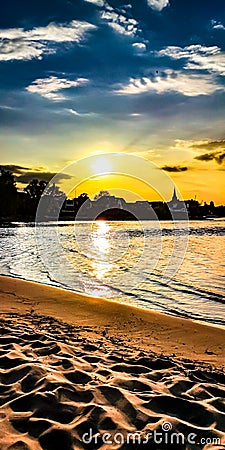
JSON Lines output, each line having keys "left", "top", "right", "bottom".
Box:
{"left": 1, "top": 275, "right": 225, "bottom": 370}
{"left": 1, "top": 217, "right": 225, "bottom": 227}
{"left": 1, "top": 275, "right": 225, "bottom": 449}
{"left": 2, "top": 272, "right": 225, "bottom": 330}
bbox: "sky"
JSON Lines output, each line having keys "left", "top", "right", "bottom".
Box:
{"left": 0, "top": 0, "right": 225, "bottom": 203}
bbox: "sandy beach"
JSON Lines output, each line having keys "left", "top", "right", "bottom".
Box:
{"left": 0, "top": 275, "right": 225, "bottom": 449}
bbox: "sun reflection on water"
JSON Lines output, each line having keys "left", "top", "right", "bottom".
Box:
{"left": 92, "top": 221, "right": 110, "bottom": 254}
{"left": 91, "top": 221, "right": 112, "bottom": 280}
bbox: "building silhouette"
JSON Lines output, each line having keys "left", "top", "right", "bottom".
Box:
{"left": 167, "top": 188, "right": 186, "bottom": 213}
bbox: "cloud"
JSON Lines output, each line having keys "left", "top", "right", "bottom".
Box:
{"left": 0, "top": 40, "right": 46, "bottom": 61}
{"left": 157, "top": 45, "right": 225, "bottom": 76}
{"left": 147, "top": 0, "right": 170, "bottom": 12}
{"left": 67, "top": 108, "right": 96, "bottom": 117}
{"left": 132, "top": 42, "right": 146, "bottom": 52}
{"left": 211, "top": 20, "right": 225, "bottom": 31}
{"left": 0, "top": 20, "right": 96, "bottom": 61}
{"left": 190, "top": 140, "right": 225, "bottom": 165}
{"left": 101, "top": 8, "right": 139, "bottom": 37}
{"left": 1, "top": 164, "right": 72, "bottom": 184}
{"left": 177, "top": 139, "right": 225, "bottom": 152}
{"left": 84, "top": 0, "right": 104, "bottom": 6}
{"left": 26, "top": 76, "right": 89, "bottom": 101}
{"left": 0, "top": 164, "right": 29, "bottom": 174}
{"left": 0, "top": 105, "right": 18, "bottom": 110}
{"left": 15, "top": 172, "right": 71, "bottom": 184}
{"left": 175, "top": 139, "right": 225, "bottom": 166}
{"left": 162, "top": 165, "right": 188, "bottom": 172}
{"left": 195, "top": 153, "right": 215, "bottom": 162}
{"left": 191, "top": 139, "right": 225, "bottom": 151}
{"left": 67, "top": 108, "right": 83, "bottom": 116}
{"left": 116, "top": 69, "right": 223, "bottom": 96}
{"left": 195, "top": 151, "right": 225, "bottom": 164}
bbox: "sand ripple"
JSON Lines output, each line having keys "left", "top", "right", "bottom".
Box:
{"left": 0, "top": 314, "right": 225, "bottom": 449}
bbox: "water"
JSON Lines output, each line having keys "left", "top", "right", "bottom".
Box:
{"left": 0, "top": 220, "right": 225, "bottom": 326}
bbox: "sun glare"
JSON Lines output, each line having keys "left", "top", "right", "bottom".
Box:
{"left": 92, "top": 157, "right": 112, "bottom": 175}
{"left": 91, "top": 221, "right": 110, "bottom": 255}
{"left": 90, "top": 221, "right": 111, "bottom": 279}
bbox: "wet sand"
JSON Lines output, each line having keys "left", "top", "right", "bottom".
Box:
{"left": 0, "top": 275, "right": 225, "bottom": 449}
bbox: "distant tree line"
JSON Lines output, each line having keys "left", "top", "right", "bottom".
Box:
{"left": 0, "top": 168, "right": 93, "bottom": 221}
{"left": 0, "top": 167, "right": 225, "bottom": 222}
{"left": 0, "top": 169, "right": 64, "bottom": 221}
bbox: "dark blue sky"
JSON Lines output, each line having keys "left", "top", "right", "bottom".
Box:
{"left": 0, "top": 0, "right": 225, "bottom": 202}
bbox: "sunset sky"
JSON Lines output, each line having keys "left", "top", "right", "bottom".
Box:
{"left": 0, "top": 0, "right": 225, "bottom": 203}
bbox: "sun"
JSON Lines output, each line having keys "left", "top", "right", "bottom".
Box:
{"left": 92, "top": 156, "right": 113, "bottom": 175}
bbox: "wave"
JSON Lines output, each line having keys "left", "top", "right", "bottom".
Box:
{"left": 0, "top": 221, "right": 224, "bottom": 327}
{"left": 126, "top": 227, "right": 225, "bottom": 237}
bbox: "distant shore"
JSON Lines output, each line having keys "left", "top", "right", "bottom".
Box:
{"left": 1, "top": 216, "right": 225, "bottom": 226}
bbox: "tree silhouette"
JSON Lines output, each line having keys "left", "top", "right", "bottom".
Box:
{"left": 0, "top": 169, "right": 17, "bottom": 220}
{"left": 94, "top": 190, "right": 110, "bottom": 200}
{"left": 76, "top": 193, "right": 89, "bottom": 208}
{"left": 23, "top": 179, "right": 48, "bottom": 219}
{"left": 24, "top": 179, "right": 47, "bottom": 201}
{"left": 40, "top": 183, "right": 66, "bottom": 220}
{"left": 44, "top": 183, "right": 66, "bottom": 200}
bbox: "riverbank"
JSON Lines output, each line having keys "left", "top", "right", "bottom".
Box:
{"left": 0, "top": 276, "right": 225, "bottom": 367}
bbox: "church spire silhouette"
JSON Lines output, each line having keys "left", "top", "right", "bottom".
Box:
{"left": 172, "top": 187, "right": 178, "bottom": 202}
